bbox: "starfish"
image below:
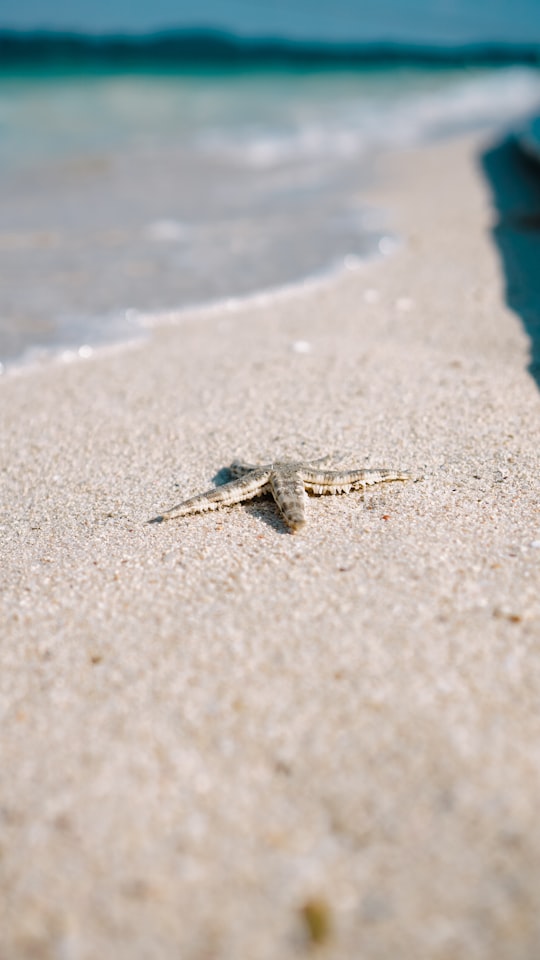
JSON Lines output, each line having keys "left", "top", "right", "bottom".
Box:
{"left": 151, "top": 456, "right": 412, "bottom": 533}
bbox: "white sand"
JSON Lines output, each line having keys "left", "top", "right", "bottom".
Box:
{"left": 2, "top": 132, "right": 540, "bottom": 959}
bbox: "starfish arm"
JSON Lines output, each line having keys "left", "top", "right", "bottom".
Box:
{"left": 269, "top": 469, "right": 307, "bottom": 531}
{"left": 154, "top": 469, "right": 272, "bottom": 521}
{"left": 301, "top": 467, "right": 411, "bottom": 496}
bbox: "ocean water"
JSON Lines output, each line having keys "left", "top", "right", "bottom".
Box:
{"left": 1, "top": 37, "right": 540, "bottom": 369}
{"left": 2, "top": 0, "right": 540, "bottom": 44}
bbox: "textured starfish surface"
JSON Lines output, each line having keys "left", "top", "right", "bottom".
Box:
{"left": 151, "top": 456, "right": 412, "bottom": 533}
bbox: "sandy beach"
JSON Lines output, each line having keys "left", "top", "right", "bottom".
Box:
{"left": 2, "top": 130, "right": 540, "bottom": 959}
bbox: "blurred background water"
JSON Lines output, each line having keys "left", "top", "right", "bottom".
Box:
{"left": 1, "top": 0, "right": 540, "bottom": 370}
{"left": 2, "top": 0, "right": 540, "bottom": 44}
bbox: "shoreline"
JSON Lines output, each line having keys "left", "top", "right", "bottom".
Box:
{"left": 0, "top": 240, "right": 394, "bottom": 379}
{"left": 3, "top": 62, "right": 539, "bottom": 375}
{"left": 3, "top": 130, "right": 540, "bottom": 959}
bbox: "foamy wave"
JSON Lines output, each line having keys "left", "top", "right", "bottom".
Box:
{"left": 200, "top": 67, "right": 540, "bottom": 168}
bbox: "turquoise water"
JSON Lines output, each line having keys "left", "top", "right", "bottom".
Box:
{"left": 2, "top": 0, "right": 540, "bottom": 44}
{"left": 1, "top": 61, "right": 539, "bottom": 369}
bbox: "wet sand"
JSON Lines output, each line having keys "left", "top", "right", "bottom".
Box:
{"left": 2, "top": 132, "right": 540, "bottom": 959}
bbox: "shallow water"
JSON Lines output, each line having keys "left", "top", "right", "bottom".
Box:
{"left": 1, "top": 64, "right": 539, "bottom": 370}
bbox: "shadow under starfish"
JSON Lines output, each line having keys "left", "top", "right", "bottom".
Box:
{"left": 150, "top": 456, "right": 413, "bottom": 534}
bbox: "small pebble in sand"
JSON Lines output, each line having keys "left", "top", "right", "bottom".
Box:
{"left": 292, "top": 340, "right": 312, "bottom": 354}
{"left": 300, "top": 897, "right": 332, "bottom": 946}
{"left": 493, "top": 606, "right": 522, "bottom": 623}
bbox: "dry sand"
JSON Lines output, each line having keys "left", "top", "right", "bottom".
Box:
{"left": 2, "top": 132, "right": 540, "bottom": 960}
